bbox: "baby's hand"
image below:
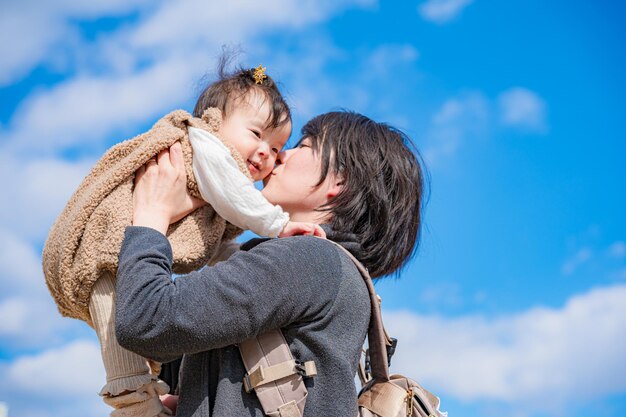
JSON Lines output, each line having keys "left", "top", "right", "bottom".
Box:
{"left": 279, "top": 221, "right": 327, "bottom": 238}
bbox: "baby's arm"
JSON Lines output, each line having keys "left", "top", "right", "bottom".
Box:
{"left": 188, "top": 127, "right": 323, "bottom": 238}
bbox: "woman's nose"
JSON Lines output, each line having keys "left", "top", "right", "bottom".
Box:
{"left": 275, "top": 149, "right": 292, "bottom": 165}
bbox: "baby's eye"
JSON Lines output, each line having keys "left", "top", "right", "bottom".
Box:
{"left": 271, "top": 148, "right": 279, "bottom": 154}
{"left": 251, "top": 130, "right": 261, "bottom": 138}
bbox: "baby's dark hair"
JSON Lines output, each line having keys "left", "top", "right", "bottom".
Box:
{"left": 193, "top": 55, "right": 291, "bottom": 130}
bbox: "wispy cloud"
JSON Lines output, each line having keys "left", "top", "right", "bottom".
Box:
{"left": 2, "top": 58, "right": 198, "bottom": 157}
{"left": 0, "top": 0, "right": 375, "bottom": 88}
{"left": 423, "top": 87, "right": 548, "bottom": 166}
{"left": 7, "top": 340, "right": 104, "bottom": 395}
{"left": 423, "top": 90, "right": 490, "bottom": 165}
{"left": 418, "top": 0, "right": 474, "bottom": 24}
{"left": 497, "top": 87, "right": 548, "bottom": 133}
{"left": 0, "top": 340, "right": 107, "bottom": 417}
{"left": 261, "top": 39, "right": 421, "bottom": 129}
{"left": 0, "top": 230, "right": 87, "bottom": 349}
{"left": 0, "top": 0, "right": 154, "bottom": 86}
{"left": 0, "top": 156, "right": 94, "bottom": 241}
{"left": 608, "top": 241, "right": 626, "bottom": 260}
{"left": 385, "top": 284, "right": 626, "bottom": 415}
{"left": 560, "top": 239, "right": 626, "bottom": 279}
{"left": 561, "top": 247, "right": 593, "bottom": 275}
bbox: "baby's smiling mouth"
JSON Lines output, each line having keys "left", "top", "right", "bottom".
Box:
{"left": 247, "top": 159, "right": 261, "bottom": 173}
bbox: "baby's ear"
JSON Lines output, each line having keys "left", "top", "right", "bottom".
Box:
{"left": 201, "top": 108, "right": 222, "bottom": 133}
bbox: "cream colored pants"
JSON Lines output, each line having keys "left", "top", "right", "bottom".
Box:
{"left": 89, "top": 272, "right": 172, "bottom": 417}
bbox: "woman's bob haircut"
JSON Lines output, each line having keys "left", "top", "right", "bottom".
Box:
{"left": 300, "top": 111, "right": 428, "bottom": 278}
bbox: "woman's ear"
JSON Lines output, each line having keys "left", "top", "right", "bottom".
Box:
{"left": 326, "top": 177, "right": 343, "bottom": 200}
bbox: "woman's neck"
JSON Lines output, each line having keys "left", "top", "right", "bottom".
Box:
{"left": 288, "top": 210, "right": 330, "bottom": 225}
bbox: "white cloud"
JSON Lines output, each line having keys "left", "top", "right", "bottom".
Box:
{"left": 0, "top": 340, "right": 108, "bottom": 417}
{"left": 384, "top": 284, "right": 626, "bottom": 415}
{"left": 418, "top": 0, "right": 474, "bottom": 24}
{"left": 0, "top": 295, "right": 80, "bottom": 347}
{"left": 8, "top": 340, "right": 104, "bottom": 395}
{"left": 127, "top": 0, "right": 373, "bottom": 52}
{"left": 0, "top": 230, "right": 45, "bottom": 295}
{"left": 0, "top": 0, "right": 154, "bottom": 86}
{"left": 0, "top": 156, "right": 94, "bottom": 241}
{"left": 1, "top": 0, "right": 378, "bottom": 159}
{"left": 497, "top": 87, "right": 548, "bottom": 132}
{"left": 0, "top": 230, "right": 88, "bottom": 348}
{"left": 2, "top": 57, "right": 199, "bottom": 157}
{"left": 0, "top": 0, "right": 374, "bottom": 87}
{"left": 0, "top": 298, "right": 31, "bottom": 334}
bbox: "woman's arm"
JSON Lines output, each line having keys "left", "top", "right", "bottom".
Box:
{"left": 119, "top": 143, "right": 338, "bottom": 362}
{"left": 115, "top": 226, "right": 342, "bottom": 363}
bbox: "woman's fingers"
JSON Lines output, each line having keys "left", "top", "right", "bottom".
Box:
{"left": 169, "top": 141, "right": 184, "bottom": 171}
{"left": 156, "top": 148, "right": 170, "bottom": 172}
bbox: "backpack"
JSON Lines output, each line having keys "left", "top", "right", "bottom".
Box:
{"left": 345, "top": 245, "right": 448, "bottom": 417}
{"left": 238, "top": 241, "right": 447, "bottom": 417}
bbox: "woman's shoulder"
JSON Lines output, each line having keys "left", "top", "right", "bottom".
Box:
{"left": 250, "top": 236, "right": 368, "bottom": 295}
{"left": 250, "top": 235, "right": 352, "bottom": 266}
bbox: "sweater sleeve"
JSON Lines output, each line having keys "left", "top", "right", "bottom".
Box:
{"left": 115, "top": 226, "right": 342, "bottom": 363}
{"left": 188, "top": 127, "right": 289, "bottom": 237}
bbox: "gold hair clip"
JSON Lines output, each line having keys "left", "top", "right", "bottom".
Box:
{"left": 253, "top": 64, "right": 267, "bottom": 84}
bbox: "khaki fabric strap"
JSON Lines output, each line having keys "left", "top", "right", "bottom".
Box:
{"left": 245, "top": 359, "right": 317, "bottom": 392}
{"left": 327, "top": 242, "right": 391, "bottom": 381}
{"left": 278, "top": 400, "right": 302, "bottom": 417}
{"left": 239, "top": 329, "right": 312, "bottom": 416}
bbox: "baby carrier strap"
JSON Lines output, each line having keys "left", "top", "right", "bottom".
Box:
{"left": 239, "top": 329, "right": 317, "bottom": 417}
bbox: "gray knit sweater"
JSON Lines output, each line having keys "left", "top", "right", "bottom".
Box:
{"left": 115, "top": 225, "right": 370, "bottom": 416}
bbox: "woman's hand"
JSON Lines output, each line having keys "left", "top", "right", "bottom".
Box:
{"left": 133, "top": 142, "right": 205, "bottom": 235}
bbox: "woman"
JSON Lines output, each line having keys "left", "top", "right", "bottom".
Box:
{"left": 115, "top": 111, "right": 427, "bottom": 416}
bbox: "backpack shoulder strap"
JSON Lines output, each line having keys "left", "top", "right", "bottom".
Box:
{"left": 238, "top": 329, "right": 317, "bottom": 417}
{"left": 326, "top": 241, "right": 392, "bottom": 381}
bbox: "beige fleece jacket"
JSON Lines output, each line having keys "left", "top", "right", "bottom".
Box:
{"left": 42, "top": 108, "right": 249, "bottom": 326}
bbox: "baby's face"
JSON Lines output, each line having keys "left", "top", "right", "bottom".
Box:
{"left": 218, "top": 91, "right": 291, "bottom": 182}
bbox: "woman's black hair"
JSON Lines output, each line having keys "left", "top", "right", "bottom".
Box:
{"left": 300, "top": 111, "right": 428, "bottom": 278}
{"left": 193, "top": 53, "right": 291, "bottom": 130}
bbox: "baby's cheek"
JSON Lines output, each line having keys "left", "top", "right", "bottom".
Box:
{"left": 258, "top": 168, "right": 272, "bottom": 182}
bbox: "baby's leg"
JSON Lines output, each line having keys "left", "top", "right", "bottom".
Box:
{"left": 90, "top": 271, "right": 171, "bottom": 416}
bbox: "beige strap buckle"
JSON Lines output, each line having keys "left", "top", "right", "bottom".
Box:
{"left": 243, "top": 360, "right": 317, "bottom": 393}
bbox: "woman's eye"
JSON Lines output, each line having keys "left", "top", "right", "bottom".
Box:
{"left": 272, "top": 148, "right": 279, "bottom": 154}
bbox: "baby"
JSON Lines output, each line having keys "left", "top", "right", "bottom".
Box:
{"left": 42, "top": 63, "right": 321, "bottom": 416}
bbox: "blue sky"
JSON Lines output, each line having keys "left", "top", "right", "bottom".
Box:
{"left": 0, "top": 1, "right": 624, "bottom": 416}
